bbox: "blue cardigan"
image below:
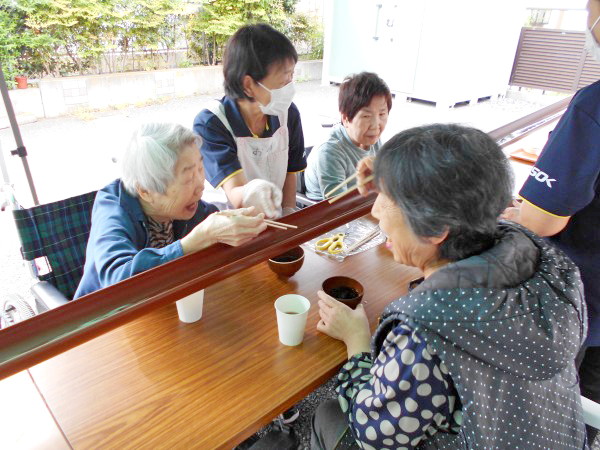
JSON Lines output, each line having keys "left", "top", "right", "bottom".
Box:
{"left": 74, "top": 179, "right": 218, "bottom": 299}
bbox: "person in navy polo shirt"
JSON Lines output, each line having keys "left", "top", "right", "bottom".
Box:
{"left": 504, "top": 0, "right": 600, "bottom": 443}
{"left": 193, "top": 24, "right": 306, "bottom": 219}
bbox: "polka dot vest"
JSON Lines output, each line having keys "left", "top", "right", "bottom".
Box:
{"left": 374, "top": 222, "right": 588, "bottom": 449}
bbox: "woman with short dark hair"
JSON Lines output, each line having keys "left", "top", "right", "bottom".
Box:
{"left": 193, "top": 24, "right": 306, "bottom": 218}
{"left": 311, "top": 124, "right": 588, "bottom": 449}
{"left": 305, "top": 72, "right": 391, "bottom": 200}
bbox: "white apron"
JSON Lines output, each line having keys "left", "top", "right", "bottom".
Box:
{"left": 202, "top": 101, "right": 289, "bottom": 209}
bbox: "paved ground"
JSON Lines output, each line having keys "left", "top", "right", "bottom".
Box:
{"left": 1, "top": 79, "right": 587, "bottom": 449}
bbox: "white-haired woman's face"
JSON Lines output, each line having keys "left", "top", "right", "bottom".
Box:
{"left": 143, "top": 145, "right": 205, "bottom": 222}
{"left": 342, "top": 95, "right": 389, "bottom": 150}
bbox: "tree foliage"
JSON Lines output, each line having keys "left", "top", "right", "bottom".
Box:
{"left": 185, "top": 0, "right": 290, "bottom": 65}
{"left": 0, "top": 1, "right": 56, "bottom": 84}
{"left": 0, "top": 0, "right": 322, "bottom": 82}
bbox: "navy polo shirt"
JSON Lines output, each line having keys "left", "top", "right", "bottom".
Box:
{"left": 193, "top": 96, "right": 306, "bottom": 188}
{"left": 519, "top": 79, "right": 600, "bottom": 346}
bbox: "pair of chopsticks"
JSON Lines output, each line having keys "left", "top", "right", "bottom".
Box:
{"left": 264, "top": 219, "right": 297, "bottom": 230}
{"left": 326, "top": 173, "right": 375, "bottom": 204}
{"left": 345, "top": 228, "right": 380, "bottom": 253}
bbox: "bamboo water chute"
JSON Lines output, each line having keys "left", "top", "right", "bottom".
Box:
{"left": 0, "top": 95, "right": 574, "bottom": 381}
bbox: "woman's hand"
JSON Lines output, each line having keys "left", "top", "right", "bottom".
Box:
{"left": 242, "top": 179, "right": 283, "bottom": 219}
{"left": 500, "top": 199, "right": 522, "bottom": 222}
{"left": 316, "top": 290, "right": 372, "bottom": 359}
{"left": 181, "top": 207, "right": 267, "bottom": 254}
{"left": 356, "top": 156, "right": 376, "bottom": 196}
{"left": 500, "top": 198, "right": 570, "bottom": 237}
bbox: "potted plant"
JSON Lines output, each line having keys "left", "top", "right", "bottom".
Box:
{"left": 15, "top": 56, "right": 33, "bottom": 89}
{"left": 15, "top": 74, "right": 28, "bottom": 89}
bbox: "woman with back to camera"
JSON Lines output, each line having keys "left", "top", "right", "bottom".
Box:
{"left": 311, "top": 124, "right": 588, "bottom": 449}
{"left": 194, "top": 24, "right": 306, "bottom": 218}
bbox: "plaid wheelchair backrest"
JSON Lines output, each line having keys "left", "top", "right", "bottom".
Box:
{"left": 12, "top": 191, "right": 97, "bottom": 300}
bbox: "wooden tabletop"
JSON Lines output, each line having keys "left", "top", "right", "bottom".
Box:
{"left": 29, "top": 243, "right": 420, "bottom": 449}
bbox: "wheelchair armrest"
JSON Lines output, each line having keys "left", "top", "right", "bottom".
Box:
{"left": 296, "top": 193, "right": 317, "bottom": 208}
{"left": 31, "top": 281, "right": 69, "bottom": 312}
{"left": 581, "top": 395, "right": 600, "bottom": 430}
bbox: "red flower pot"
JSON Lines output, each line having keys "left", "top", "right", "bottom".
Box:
{"left": 15, "top": 76, "right": 28, "bottom": 89}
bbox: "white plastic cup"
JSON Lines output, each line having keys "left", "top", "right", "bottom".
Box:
{"left": 176, "top": 289, "right": 204, "bottom": 323}
{"left": 274, "top": 294, "right": 311, "bottom": 346}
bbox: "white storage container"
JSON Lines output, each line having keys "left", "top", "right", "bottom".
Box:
{"left": 322, "top": 0, "right": 524, "bottom": 108}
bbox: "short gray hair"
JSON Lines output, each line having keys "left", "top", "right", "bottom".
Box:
{"left": 121, "top": 123, "right": 201, "bottom": 196}
{"left": 374, "top": 124, "right": 514, "bottom": 261}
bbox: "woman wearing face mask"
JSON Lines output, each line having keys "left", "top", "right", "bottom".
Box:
{"left": 502, "top": 0, "right": 600, "bottom": 444}
{"left": 193, "top": 24, "right": 306, "bottom": 219}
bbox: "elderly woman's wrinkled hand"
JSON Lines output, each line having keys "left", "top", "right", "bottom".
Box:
{"left": 181, "top": 207, "right": 267, "bottom": 254}
{"left": 356, "top": 156, "right": 375, "bottom": 196}
{"left": 317, "top": 290, "right": 371, "bottom": 358}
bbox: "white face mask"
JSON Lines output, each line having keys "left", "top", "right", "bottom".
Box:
{"left": 257, "top": 81, "right": 295, "bottom": 116}
{"left": 584, "top": 15, "right": 600, "bottom": 62}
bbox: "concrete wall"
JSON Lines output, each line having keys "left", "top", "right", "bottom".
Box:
{"left": 0, "top": 88, "right": 46, "bottom": 128}
{"left": 8, "top": 60, "right": 322, "bottom": 120}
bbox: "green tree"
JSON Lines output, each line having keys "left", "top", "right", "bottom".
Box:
{"left": 186, "top": 0, "right": 287, "bottom": 65}
{"left": 0, "top": 1, "right": 55, "bottom": 84}
{"left": 16, "top": 0, "right": 186, "bottom": 75}
{"left": 113, "top": 0, "right": 188, "bottom": 70}
{"left": 1, "top": 0, "right": 320, "bottom": 81}
{"left": 281, "top": 11, "right": 323, "bottom": 60}
{"left": 0, "top": 5, "right": 24, "bottom": 83}
{"left": 17, "top": 0, "right": 112, "bottom": 75}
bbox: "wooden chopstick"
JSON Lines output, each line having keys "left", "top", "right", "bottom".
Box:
{"left": 265, "top": 221, "right": 287, "bottom": 230}
{"left": 328, "top": 174, "right": 374, "bottom": 204}
{"left": 264, "top": 219, "right": 298, "bottom": 230}
{"left": 325, "top": 172, "right": 359, "bottom": 198}
{"left": 346, "top": 228, "right": 380, "bottom": 253}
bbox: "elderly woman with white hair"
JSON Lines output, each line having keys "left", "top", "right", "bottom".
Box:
{"left": 74, "top": 123, "right": 267, "bottom": 299}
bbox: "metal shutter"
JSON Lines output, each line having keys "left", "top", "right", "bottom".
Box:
{"left": 510, "top": 27, "right": 600, "bottom": 93}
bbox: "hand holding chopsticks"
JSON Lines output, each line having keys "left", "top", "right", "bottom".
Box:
{"left": 328, "top": 174, "right": 374, "bottom": 204}
{"left": 324, "top": 172, "right": 360, "bottom": 198}
{"left": 214, "top": 208, "right": 296, "bottom": 231}
{"left": 329, "top": 174, "right": 374, "bottom": 203}
{"left": 326, "top": 156, "right": 376, "bottom": 204}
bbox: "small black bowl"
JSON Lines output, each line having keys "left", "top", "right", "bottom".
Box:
{"left": 268, "top": 247, "right": 305, "bottom": 277}
{"left": 322, "top": 276, "right": 364, "bottom": 309}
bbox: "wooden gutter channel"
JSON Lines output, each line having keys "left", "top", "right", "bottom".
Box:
{"left": 0, "top": 95, "right": 573, "bottom": 380}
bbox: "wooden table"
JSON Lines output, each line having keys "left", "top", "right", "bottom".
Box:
{"left": 29, "top": 243, "right": 420, "bottom": 449}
